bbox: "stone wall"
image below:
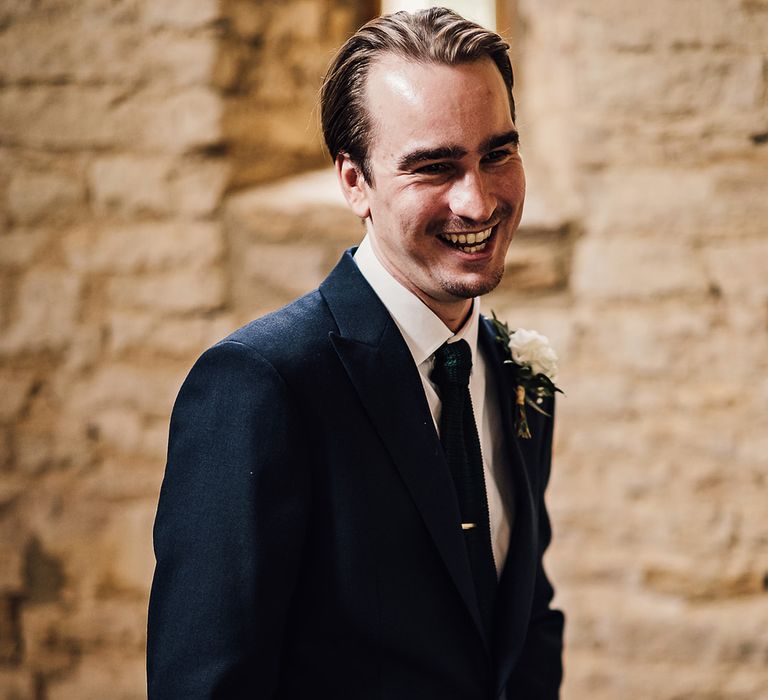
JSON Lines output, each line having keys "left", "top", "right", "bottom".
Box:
{"left": 0, "top": 0, "right": 766, "bottom": 698}
{"left": 0, "top": 1, "right": 371, "bottom": 697}
{"left": 501, "top": 0, "right": 768, "bottom": 697}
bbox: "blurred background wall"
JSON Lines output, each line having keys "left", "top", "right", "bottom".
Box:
{"left": 0, "top": 0, "right": 766, "bottom": 697}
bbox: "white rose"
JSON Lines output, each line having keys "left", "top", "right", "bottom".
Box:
{"left": 508, "top": 328, "right": 558, "bottom": 382}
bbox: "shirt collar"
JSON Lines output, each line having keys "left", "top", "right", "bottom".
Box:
{"left": 353, "top": 235, "right": 481, "bottom": 366}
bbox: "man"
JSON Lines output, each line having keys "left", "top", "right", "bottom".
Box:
{"left": 148, "top": 8, "right": 564, "bottom": 699}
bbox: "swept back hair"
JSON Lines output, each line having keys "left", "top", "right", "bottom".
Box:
{"left": 320, "top": 7, "right": 515, "bottom": 184}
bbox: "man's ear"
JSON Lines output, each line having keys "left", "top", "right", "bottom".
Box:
{"left": 335, "top": 154, "right": 371, "bottom": 220}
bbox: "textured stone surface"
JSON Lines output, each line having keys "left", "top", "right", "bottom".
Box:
{"left": 0, "top": 0, "right": 766, "bottom": 697}
{"left": 515, "top": 1, "right": 768, "bottom": 696}
{"left": 0, "top": 270, "right": 82, "bottom": 355}
{"left": 0, "top": 1, "right": 348, "bottom": 693}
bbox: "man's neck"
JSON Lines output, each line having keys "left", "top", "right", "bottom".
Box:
{"left": 425, "top": 297, "right": 474, "bottom": 333}
{"left": 366, "top": 238, "right": 474, "bottom": 333}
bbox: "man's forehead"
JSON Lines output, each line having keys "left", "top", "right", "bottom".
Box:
{"left": 363, "top": 55, "right": 514, "bottom": 159}
{"left": 365, "top": 52, "right": 498, "bottom": 94}
{"left": 366, "top": 54, "right": 424, "bottom": 105}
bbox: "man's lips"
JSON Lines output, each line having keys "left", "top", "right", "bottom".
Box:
{"left": 438, "top": 226, "right": 494, "bottom": 254}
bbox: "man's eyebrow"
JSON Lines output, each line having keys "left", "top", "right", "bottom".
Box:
{"left": 397, "top": 130, "right": 520, "bottom": 171}
{"left": 480, "top": 129, "right": 520, "bottom": 153}
{"left": 397, "top": 145, "right": 467, "bottom": 171}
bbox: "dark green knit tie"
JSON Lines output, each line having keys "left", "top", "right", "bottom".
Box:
{"left": 431, "top": 339, "right": 497, "bottom": 634}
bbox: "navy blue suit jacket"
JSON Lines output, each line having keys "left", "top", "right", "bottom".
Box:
{"left": 147, "top": 249, "right": 564, "bottom": 698}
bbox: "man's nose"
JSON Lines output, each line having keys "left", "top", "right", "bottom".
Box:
{"left": 448, "top": 171, "right": 496, "bottom": 223}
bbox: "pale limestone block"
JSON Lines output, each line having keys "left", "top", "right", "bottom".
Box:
{"left": 101, "top": 500, "right": 156, "bottom": 594}
{"left": 570, "top": 300, "right": 715, "bottom": 374}
{"left": 79, "top": 457, "right": 164, "bottom": 502}
{"left": 54, "top": 599, "right": 148, "bottom": 651}
{"left": 502, "top": 235, "right": 567, "bottom": 291}
{"left": 7, "top": 170, "right": 84, "bottom": 225}
{"left": 141, "top": 0, "right": 220, "bottom": 29}
{"left": 140, "top": 419, "right": 169, "bottom": 461}
{"left": 13, "top": 424, "right": 54, "bottom": 474}
{"left": 564, "top": 0, "right": 767, "bottom": 54}
{"left": 227, "top": 0, "right": 268, "bottom": 40}
{"left": 0, "top": 84, "right": 220, "bottom": 154}
{"left": 0, "top": 669, "right": 34, "bottom": 699}
{"left": 0, "top": 269, "right": 81, "bottom": 355}
{"left": 641, "top": 549, "right": 766, "bottom": 601}
{"left": 223, "top": 167, "right": 360, "bottom": 243}
{"left": 574, "top": 108, "right": 768, "bottom": 171}
{"left": 107, "top": 267, "right": 226, "bottom": 313}
{"left": 106, "top": 312, "right": 153, "bottom": 354}
{"left": 550, "top": 370, "right": 634, "bottom": 417}
{"left": 89, "top": 408, "right": 166, "bottom": 460}
{"left": 561, "top": 599, "right": 768, "bottom": 697}
{"left": 735, "top": 425, "right": 768, "bottom": 470}
{"left": 573, "top": 48, "right": 763, "bottom": 116}
{"left": 703, "top": 239, "right": 768, "bottom": 300}
{"left": 45, "top": 650, "right": 147, "bottom": 700}
{"left": 0, "top": 86, "right": 125, "bottom": 150}
{"left": 243, "top": 242, "right": 327, "bottom": 298}
{"left": 268, "top": 0, "right": 323, "bottom": 41}
{"left": 62, "top": 322, "right": 104, "bottom": 373}
{"left": 108, "top": 311, "right": 235, "bottom": 356}
{"left": 581, "top": 168, "right": 714, "bottom": 238}
{"left": 64, "top": 221, "right": 223, "bottom": 273}
{"left": 719, "top": 54, "right": 765, "bottom": 110}
{"left": 0, "top": 16, "right": 142, "bottom": 84}
{"left": 0, "top": 229, "right": 52, "bottom": 268}
{"left": 0, "top": 517, "right": 26, "bottom": 591}
{"left": 170, "top": 159, "right": 229, "bottom": 216}
{"left": 141, "top": 87, "right": 223, "bottom": 153}
{"left": 0, "top": 370, "right": 35, "bottom": 421}
{"left": 68, "top": 363, "right": 182, "bottom": 419}
{"left": 0, "top": 428, "right": 11, "bottom": 469}
{"left": 88, "top": 407, "right": 143, "bottom": 456}
{"left": 234, "top": 104, "right": 320, "bottom": 151}
{"left": 21, "top": 603, "right": 81, "bottom": 673}
{"left": 144, "top": 35, "right": 218, "bottom": 87}
{"left": 571, "top": 237, "right": 709, "bottom": 300}
{"left": 88, "top": 155, "right": 174, "bottom": 215}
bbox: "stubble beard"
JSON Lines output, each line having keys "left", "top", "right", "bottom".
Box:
{"left": 436, "top": 259, "right": 506, "bottom": 300}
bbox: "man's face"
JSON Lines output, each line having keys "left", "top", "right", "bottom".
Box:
{"left": 340, "top": 54, "right": 525, "bottom": 322}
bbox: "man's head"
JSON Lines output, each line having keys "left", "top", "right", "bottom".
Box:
{"left": 322, "top": 9, "right": 525, "bottom": 327}
{"left": 321, "top": 7, "right": 515, "bottom": 184}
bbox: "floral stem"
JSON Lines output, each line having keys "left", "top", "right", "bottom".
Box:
{"left": 515, "top": 385, "right": 531, "bottom": 439}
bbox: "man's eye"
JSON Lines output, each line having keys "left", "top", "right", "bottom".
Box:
{"left": 416, "top": 162, "right": 452, "bottom": 175}
{"left": 484, "top": 149, "right": 513, "bottom": 163}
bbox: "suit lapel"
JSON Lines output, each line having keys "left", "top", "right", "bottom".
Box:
{"left": 320, "top": 251, "right": 489, "bottom": 650}
{"left": 478, "top": 320, "right": 539, "bottom": 695}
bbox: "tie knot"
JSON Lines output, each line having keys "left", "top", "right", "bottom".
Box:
{"left": 432, "top": 339, "right": 473, "bottom": 389}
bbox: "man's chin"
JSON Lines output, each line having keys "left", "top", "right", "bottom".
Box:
{"left": 440, "top": 269, "right": 505, "bottom": 300}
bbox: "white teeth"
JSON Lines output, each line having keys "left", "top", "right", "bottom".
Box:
{"left": 458, "top": 242, "right": 487, "bottom": 253}
{"left": 439, "top": 227, "right": 493, "bottom": 252}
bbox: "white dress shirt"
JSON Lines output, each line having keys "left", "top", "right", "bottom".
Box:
{"left": 354, "top": 235, "right": 511, "bottom": 576}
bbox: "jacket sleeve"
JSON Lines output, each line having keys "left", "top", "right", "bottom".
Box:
{"left": 147, "top": 339, "right": 311, "bottom": 699}
{"left": 507, "top": 398, "right": 565, "bottom": 698}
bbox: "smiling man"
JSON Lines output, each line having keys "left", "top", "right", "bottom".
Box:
{"left": 148, "top": 8, "right": 564, "bottom": 699}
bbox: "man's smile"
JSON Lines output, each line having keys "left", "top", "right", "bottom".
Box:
{"left": 438, "top": 226, "right": 494, "bottom": 254}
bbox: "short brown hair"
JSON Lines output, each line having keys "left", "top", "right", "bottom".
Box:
{"left": 320, "top": 7, "right": 515, "bottom": 184}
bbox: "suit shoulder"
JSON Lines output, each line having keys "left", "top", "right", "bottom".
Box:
{"left": 214, "top": 289, "right": 336, "bottom": 369}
